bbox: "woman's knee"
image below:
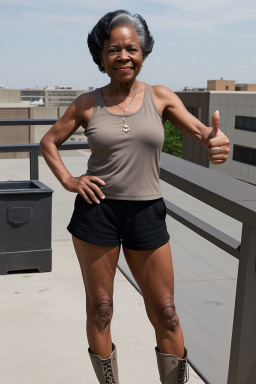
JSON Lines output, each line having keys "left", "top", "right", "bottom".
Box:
{"left": 150, "top": 297, "right": 180, "bottom": 333}
{"left": 87, "top": 294, "right": 113, "bottom": 332}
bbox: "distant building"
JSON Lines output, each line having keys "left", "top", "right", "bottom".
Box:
{"left": 1, "top": 86, "right": 89, "bottom": 107}
{"left": 236, "top": 83, "right": 256, "bottom": 92}
{"left": 44, "top": 86, "right": 87, "bottom": 107}
{"left": 207, "top": 79, "right": 236, "bottom": 91}
{"left": 207, "top": 79, "right": 256, "bottom": 92}
{"left": 183, "top": 87, "right": 206, "bottom": 92}
{"left": 21, "top": 89, "right": 45, "bottom": 105}
{"left": 0, "top": 89, "right": 20, "bottom": 103}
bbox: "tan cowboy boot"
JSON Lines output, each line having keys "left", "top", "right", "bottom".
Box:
{"left": 155, "top": 346, "right": 189, "bottom": 383}
{"left": 88, "top": 343, "right": 119, "bottom": 384}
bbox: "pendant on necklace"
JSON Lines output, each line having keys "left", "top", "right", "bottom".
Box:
{"left": 122, "top": 118, "right": 130, "bottom": 133}
{"left": 122, "top": 123, "right": 130, "bottom": 133}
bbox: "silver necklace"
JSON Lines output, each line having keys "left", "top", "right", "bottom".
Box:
{"left": 109, "top": 83, "right": 139, "bottom": 133}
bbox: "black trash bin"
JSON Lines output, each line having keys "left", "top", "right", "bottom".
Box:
{"left": 0, "top": 180, "right": 53, "bottom": 275}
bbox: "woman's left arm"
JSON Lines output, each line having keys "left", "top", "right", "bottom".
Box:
{"left": 153, "top": 85, "right": 230, "bottom": 164}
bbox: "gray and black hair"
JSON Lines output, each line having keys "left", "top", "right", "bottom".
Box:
{"left": 87, "top": 10, "right": 154, "bottom": 72}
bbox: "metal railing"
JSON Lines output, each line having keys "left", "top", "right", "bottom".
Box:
{"left": 1, "top": 119, "right": 256, "bottom": 384}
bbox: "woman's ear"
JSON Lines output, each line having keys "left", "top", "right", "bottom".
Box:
{"left": 99, "top": 55, "right": 104, "bottom": 70}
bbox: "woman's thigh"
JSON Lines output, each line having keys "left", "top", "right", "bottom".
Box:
{"left": 122, "top": 241, "right": 175, "bottom": 316}
{"left": 72, "top": 236, "right": 120, "bottom": 301}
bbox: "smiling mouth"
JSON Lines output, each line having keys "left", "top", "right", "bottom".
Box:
{"left": 114, "top": 67, "right": 133, "bottom": 72}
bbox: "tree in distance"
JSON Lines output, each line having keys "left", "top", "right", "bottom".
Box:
{"left": 162, "top": 120, "right": 182, "bottom": 158}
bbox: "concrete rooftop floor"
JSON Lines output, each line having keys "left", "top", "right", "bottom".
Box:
{"left": 0, "top": 150, "right": 242, "bottom": 383}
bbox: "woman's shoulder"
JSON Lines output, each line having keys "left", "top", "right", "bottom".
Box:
{"left": 74, "top": 90, "right": 95, "bottom": 109}
{"left": 151, "top": 84, "right": 175, "bottom": 98}
{"left": 68, "top": 90, "right": 97, "bottom": 126}
{"left": 150, "top": 85, "right": 178, "bottom": 112}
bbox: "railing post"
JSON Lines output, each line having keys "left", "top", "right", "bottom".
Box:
{"left": 30, "top": 147, "right": 39, "bottom": 180}
{"left": 227, "top": 224, "right": 256, "bottom": 384}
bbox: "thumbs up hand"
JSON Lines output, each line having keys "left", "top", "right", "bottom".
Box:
{"left": 208, "top": 111, "right": 230, "bottom": 164}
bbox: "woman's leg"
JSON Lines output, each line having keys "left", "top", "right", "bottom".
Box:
{"left": 122, "top": 241, "right": 184, "bottom": 358}
{"left": 72, "top": 236, "right": 120, "bottom": 359}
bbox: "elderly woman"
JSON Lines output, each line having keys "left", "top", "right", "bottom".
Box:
{"left": 39, "top": 10, "right": 230, "bottom": 384}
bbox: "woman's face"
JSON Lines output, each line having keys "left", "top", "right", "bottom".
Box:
{"left": 101, "top": 25, "right": 143, "bottom": 84}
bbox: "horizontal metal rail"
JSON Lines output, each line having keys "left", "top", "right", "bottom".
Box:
{"left": 165, "top": 199, "right": 241, "bottom": 259}
{"left": 0, "top": 142, "right": 89, "bottom": 152}
{"left": 0, "top": 119, "right": 58, "bottom": 126}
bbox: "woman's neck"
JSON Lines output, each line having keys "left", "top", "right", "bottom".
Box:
{"left": 109, "top": 79, "right": 139, "bottom": 98}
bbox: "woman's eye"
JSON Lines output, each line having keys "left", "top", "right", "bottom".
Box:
{"left": 108, "top": 49, "right": 118, "bottom": 54}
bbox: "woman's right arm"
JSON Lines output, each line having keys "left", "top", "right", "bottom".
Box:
{"left": 39, "top": 92, "right": 105, "bottom": 204}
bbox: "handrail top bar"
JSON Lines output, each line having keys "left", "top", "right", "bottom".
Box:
{"left": 0, "top": 142, "right": 89, "bottom": 152}
{"left": 0, "top": 119, "right": 58, "bottom": 126}
{"left": 160, "top": 153, "right": 256, "bottom": 228}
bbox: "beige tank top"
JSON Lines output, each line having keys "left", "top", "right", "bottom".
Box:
{"left": 85, "top": 84, "right": 164, "bottom": 200}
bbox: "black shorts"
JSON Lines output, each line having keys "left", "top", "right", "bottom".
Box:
{"left": 67, "top": 194, "right": 170, "bottom": 250}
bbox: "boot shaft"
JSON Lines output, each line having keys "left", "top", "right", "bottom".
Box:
{"left": 88, "top": 343, "right": 119, "bottom": 384}
{"left": 155, "top": 346, "right": 189, "bottom": 384}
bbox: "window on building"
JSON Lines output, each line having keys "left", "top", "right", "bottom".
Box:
{"left": 187, "top": 106, "right": 203, "bottom": 121}
{"left": 233, "top": 145, "right": 256, "bottom": 166}
{"left": 225, "top": 86, "right": 229, "bottom": 90}
{"left": 21, "top": 91, "right": 45, "bottom": 96}
{"left": 235, "top": 116, "right": 256, "bottom": 132}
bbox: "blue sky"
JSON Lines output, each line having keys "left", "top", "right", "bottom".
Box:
{"left": 0, "top": 0, "right": 255, "bottom": 91}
